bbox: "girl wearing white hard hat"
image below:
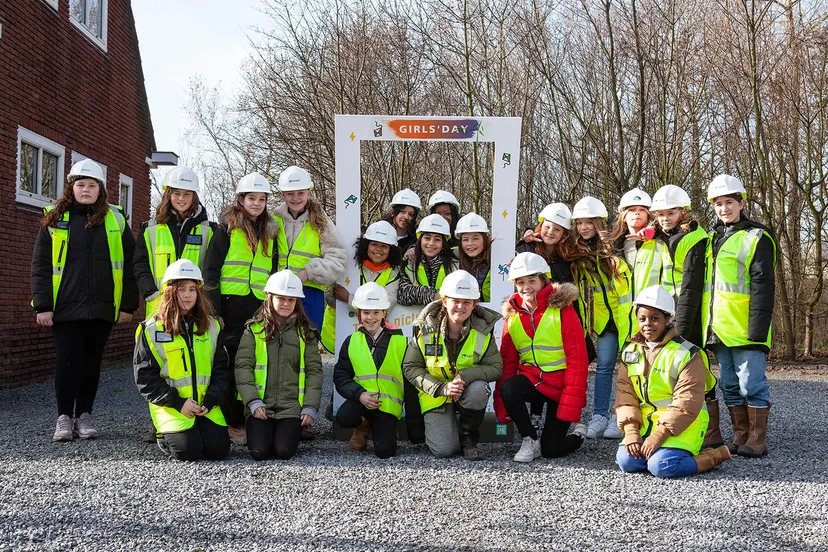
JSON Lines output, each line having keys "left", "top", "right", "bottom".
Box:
{"left": 333, "top": 282, "right": 407, "bottom": 457}
{"left": 133, "top": 260, "right": 231, "bottom": 461}
{"left": 703, "top": 175, "right": 776, "bottom": 458}
{"left": 403, "top": 270, "right": 503, "bottom": 460}
{"left": 494, "top": 252, "right": 589, "bottom": 463}
{"left": 610, "top": 188, "right": 655, "bottom": 284}
{"left": 517, "top": 203, "right": 580, "bottom": 284}
{"left": 234, "top": 270, "right": 324, "bottom": 460}
{"left": 203, "top": 172, "right": 279, "bottom": 443}
{"left": 273, "top": 165, "right": 347, "bottom": 334}
{"left": 381, "top": 188, "right": 422, "bottom": 253}
{"left": 397, "top": 214, "right": 459, "bottom": 306}
{"left": 615, "top": 285, "right": 730, "bottom": 477}
{"left": 427, "top": 190, "right": 462, "bottom": 246}
{"left": 570, "top": 196, "right": 632, "bottom": 441}
{"left": 135, "top": 167, "right": 215, "bottom": 318}
{"left": 32, "top": 159, "right": 139, "bottom": 442}
{"left": 455, "top": 213, "right": 492, "bottom": 302}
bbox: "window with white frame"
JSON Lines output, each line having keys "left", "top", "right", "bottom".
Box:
{"left": 16, "top": 127, "right": 65, "bottom": 208}
{"left": 119, "top": 174, "right": 133, "bottom": 221}
{"left": 69, "top": 0, "right": 107, "bottom": 50}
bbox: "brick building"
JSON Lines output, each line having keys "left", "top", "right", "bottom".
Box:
{"left": 0, "top": 0, "right": 155, "bottom": 386}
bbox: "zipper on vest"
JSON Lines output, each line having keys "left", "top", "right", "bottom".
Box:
{"left": 528, "top": 311, "right": 543, "bottom": 385}
{"left": 57, "top": 241, "right": 66, "bottom": 265}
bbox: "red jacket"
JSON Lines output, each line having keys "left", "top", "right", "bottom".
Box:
{"left": 493, "top": 282, "right": 588, "bottom": 423}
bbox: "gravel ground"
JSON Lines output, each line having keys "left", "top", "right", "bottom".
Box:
{"left": 1, "top": 359, "right": 826, "bottom": 552}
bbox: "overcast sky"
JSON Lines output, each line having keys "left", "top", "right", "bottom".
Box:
{"left": 133, "top": 1, "right": 263, "bottom": 156}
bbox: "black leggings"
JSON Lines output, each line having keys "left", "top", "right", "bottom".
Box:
{"left": 53, "top": 320, "right": 113, "bottom": 417}
{"left": 221, "top": 346, "right": 246, "bottom": 428}
{"left": 162, "top": 417, "right": 230, "bottom": 461}
{"left": 499, "top": 374, "right": 583, "bottom": 459}
{"left": 337, "top": 399, "right": 399, "bottom": 459}
{"left": 246, "top": 417, "right": 302, "bottom": 460}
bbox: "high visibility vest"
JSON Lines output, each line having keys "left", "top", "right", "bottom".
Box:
{"left": 416, "top": 263, "right": 447, "bottom": 288}
{"left": 349, "top": 332, "right": 407, "bottom": 418}
{"left": 507, "top": 308, "right": 566, "bottom": 372}
{"left": 660, "top": 226, "right": 708, "bottom": 299}
{"left": 576, "top": 258, "right": 632, "bottom": 349}
{"left": 249, "top": 321, "right": 306, "bottom": 406}
{"left": 274, "top": 216, "right": 324, "bottom": 291}
{"left": 633, "top": 240, "right": 665, "bottom": 298}
{"left": 219, "top": 229, "right": 274, "bottom": 300}
{"left": 481, "top": 270, "right": 491, "bottom": 303}
{"left": 621, "top": 337, "right": 710, "bottom": 455}
{"left": 44, "top": 205, "right": 125, "bottom": 320}
{"left": 701, "top": 228, "right": 776, "bottom": 348}
{"left": 416, "top": 328, "right": 491, "bottom": 413}
{"left": 141, "top": 315, "right": 226, "bottom": 433}
{"left": 144, "top": 220, "right": 213, "bottom": 316}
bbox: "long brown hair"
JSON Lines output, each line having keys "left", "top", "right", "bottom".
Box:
{"left": 251, "top": 293, "right": 317, "bottom": 342}
{"left": 570, "top": 217, "right": 624, "bottom": 279}
{"left": 42, "top": 178, "right": 109, "bottom": 228}
{"left": 156, "top": 279, "right": 214, "bottom": 337}
{"left": 304, "top": 196, "right": 331, "bottom": 234}
{"left": 531, "top": 221, "right": 577, "bottom": 263}
{"left": 220, "top": 194, "right": 276, "bottom": 256}
{"left": 155, "top": 187, "right": 200, "bottom": 224}
{"left": 610, "top": 207, "right": 655, "bottom": 242}
{"left": 458, "top": 232, "right": 491, "bottom": 271}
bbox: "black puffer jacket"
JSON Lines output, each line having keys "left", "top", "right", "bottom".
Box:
{"left": 134, "top": 205, "right": 215, "bottom": 300}
{"left": 31, "top": 201, "right": 138, "bottom": 322}
{"left": 333, "top": 325, "right": 406, "bottom": 402}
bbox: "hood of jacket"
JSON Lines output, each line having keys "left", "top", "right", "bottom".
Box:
{"left": 416, "top": 298, "right": 502, "bottom": 336}
{"left": 501, "top": 282, "right": 579, "bottom": 319}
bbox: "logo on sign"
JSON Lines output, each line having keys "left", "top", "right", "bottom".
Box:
{"left": 386, "top": 119, "right": 480, "bottom": 139}
{"left": 344, "top": 194, "right": 358, "bottom": 209}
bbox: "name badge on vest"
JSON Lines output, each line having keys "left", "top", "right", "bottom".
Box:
{"left": 623, "top": 351, "right": 640, "bottom": 364}
{"left": 424, "top": 344, "right": 443, "bottom": 357}
{"left": 186, "top": 234, "right": 203, "bottom": 246}
{"left": 155, "top": 331, "right": 174, "bottom": 343}
{"left": 57, "top": 221, "right": 70, "bottom": 230}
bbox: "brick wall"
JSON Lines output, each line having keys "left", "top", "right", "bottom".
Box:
{"left": 0, "top": 0, "right": 153, "bottom": 387}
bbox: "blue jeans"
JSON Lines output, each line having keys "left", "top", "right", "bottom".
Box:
{"left": 593, "top": 331, "right": 619, "bottom": 417}
{"left": 301, "top": 286, "right": 325, "bottom": 331}
{"left": 616, "top": 446, "right": 698, "bottom": 478}
{"left": 711, "top": 345, "right": 770, "bottom": 407}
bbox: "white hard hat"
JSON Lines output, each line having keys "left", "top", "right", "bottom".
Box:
{"left": 363, "top": 221, "right": 398, "bottom": 246}
{"left": 707, "top": 174, "right": 747, "bottom": 202}
{"left": 508, "top": 252, "right": 551, "bottom": 281}
{"left": 68, "top": 159, "right": 105, "bottom": 184}
{"left": 278, "top": 166, "right": 313, "bottom": 192}
{"left": 571, "top": 196, "right": 608, "bottom": 220}
{"left": 264, "top": 270, "right": 305, "bottom": 298}
{"left": 162, "top": 167, "right": 200, "bottom": 192}
{"left": 633, "top": 285, "right": 675, "bottom": 316}
{"left": 390, "top": 188, "right": 422, "bottom": 210}
{"left": 162, "top": 259, "right": 203, "bottom": 284}
{"left": 619, "top": 188, "right": 652, "bottom": 210}
{"left": 352, "top": 282, "right": 390, "bottom": 310}
{"left": 651, "top": 185, "right": 691, "bottom": 211}
{"left": 454, "top": 213, "right": 489, "bottom": 237}
{"left": 428, "top": 190, "right": 460, "bottom": 211}
{"left": 537, "top": 203, "right": 572, "bottom": 230}
{"left": 236, "top": 172, "right": 271, "bottom": 195}
{"left": 439, "top": 270, "right": 480, "bottom": 300}
{"left": 416, "top": 214, "right": 451, "bottom": 237}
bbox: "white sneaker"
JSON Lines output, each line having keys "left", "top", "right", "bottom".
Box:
{"left": 586, "top": 414, "right": 609, "bottom": 439}
{"left": 53, "top": 415, "right": 73, "bottom": 442}
{"left": 602, "top": 414, "right": 623, "bottom": 439}
{"left": 73, "top": 413, "right": 99, "bottom": 439}
{"left": 514, "top": 436, "right": 541, "bottom": 463}
{"left": 570, "top": 423, "right": 588, "bottom": 440}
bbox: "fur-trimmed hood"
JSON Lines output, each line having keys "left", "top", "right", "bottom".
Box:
{"left": 416, "top": 299, "right": 502, "bottom": 336}
{"left": 501, "top": 282, "right": 579, "bottom": 319}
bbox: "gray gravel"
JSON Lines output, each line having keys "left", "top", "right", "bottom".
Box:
{"left": 1, "top": 358, "right": 826, "bottom": 552}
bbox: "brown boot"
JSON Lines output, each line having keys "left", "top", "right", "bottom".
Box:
{"left": 702, "top": 399, "right": 724, "bottom": 449}
{"left": 737, "top": 405, "right": 769, "bottom": 458}
{"left": 348, "top": 417, "right": 370, "bottom": 452}
{"left": 726, "top": 404, "right": 750, "bottom": 454}
{"left": 694, "top": 445, "right": 732, "bottom": 474}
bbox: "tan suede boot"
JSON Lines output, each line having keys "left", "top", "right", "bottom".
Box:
{"left": 726, "top": 404, "right": 750, "bottom": 454}
{"left": 348, "top": 417, "right": 371, "bottom": 452}
{"left": 702, "top": 398, "right": 724, "bottom": 449}
{"left": 737, "top": 405, "right": 769, "bottom": 458}
{"left": 694, "top": 445, "right": 732, "bottom": 474}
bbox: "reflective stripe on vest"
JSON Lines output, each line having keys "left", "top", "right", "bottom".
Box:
{"left": 701, "top": 228, "right": 776, "bottom": 348}
{"left": 633, "top": 240, "right": 664, "bottom": 298}
{"left": 250, "top": 321, "right": 306, "bottom": 406}
{"left": 219, "top": 229, "right": 274, "bottom": 300}
{"left": 349, "top": 332, "right": 407, "bottom": 419}
{"left": 143, "top": 316, "right": 226, "bottom": 433}
{"left": 622, "top": 337, "right": 708, "bottom": 455}
{"left": 506, "top": 308, "right": 566, "bottom": 372}
{"left": 415, "top": 329, "right": 491, "bottom": 413}
{"left": 275, "top": 216, "right": 323, "bottom": 291}
{"left": 46, "top": 205, "right": 125, "bottom": 320}
{"left": 576, "top": 257, "right": 632, "bottom": 349}
{"left": 660, "top": 226, "right": 708, "bottom": 299}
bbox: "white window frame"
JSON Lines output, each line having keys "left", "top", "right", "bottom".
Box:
{"left": 42, "top": 0, "right": 59, "bottom": 11}
{"left": 69, "top": 0, "right": 108, "bottom": 51}
{"left": 119, "top": 174, "right": 133, "bottom": 221}
{"left": 16, "top": 127, "right": 66, "bottom": 209}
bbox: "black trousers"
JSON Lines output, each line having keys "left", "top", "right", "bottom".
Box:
{"left": 162, "top": 417, "right": 230, "bottom": 461}
{"left": 246, "top": 417, "right": 302, "bottom": 460}
{"left": 221, "top": 346, "right": 246, "bottom": 428}
{"left": 53, "top": 319, "right": 113, "bottom": 417}
{"left": 403, "top": 378, "right": 425, "bottom": 444}
{"left": 499, "top": 374, "right": 583, "bottom": 459}
{"left": 337, "top": 399, "right": 399, "bottom": 459}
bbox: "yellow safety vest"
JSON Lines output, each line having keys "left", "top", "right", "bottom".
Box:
{"left": 250, "top": 321, "right": 306, "bottom": 406}
{"left": 506, "top": 308, "right": 566, "bottom": 372}
{"left": 416, "top": 263, "right": 447, "bottom": 288}
{"left": 274, "top": 216, "right": 324, "bottom": 291}
{"left": 219, "top": 229, "right": 274, "bottom": 300}
{"left": 633, "top": 240, "right": 665, "bottom": 298}
{"left": 660, "top": 226, "right": 708, "bottom": 299}
{"left": 44, "top": 205, "right": 125, "bottom": 320}
{"left": 141, "top": 315, "right": 226, "bottom": 433}
{"left": 349, "top": 332, "right": 407, "bottom": 418}
{"left": 576, "top": 258, "right": 632, "bottom": 349}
